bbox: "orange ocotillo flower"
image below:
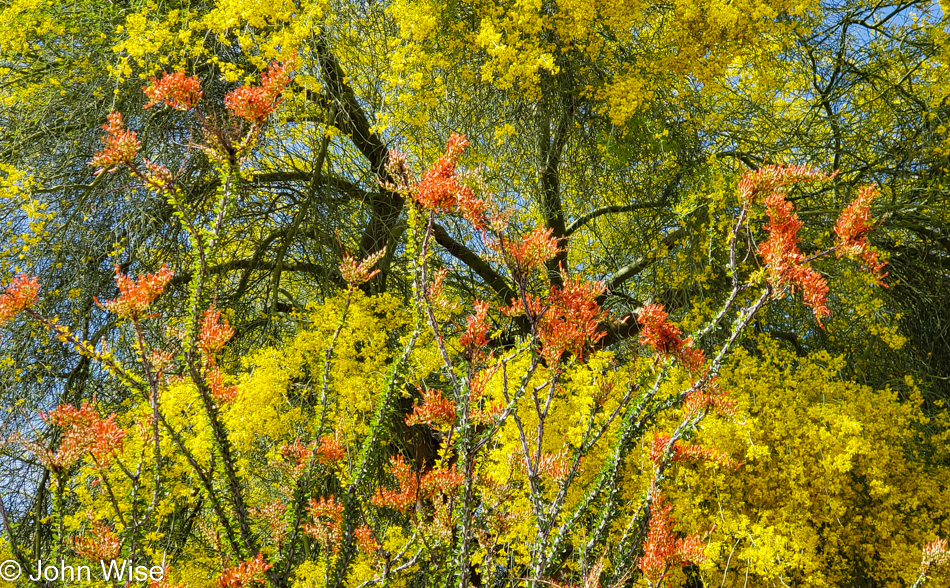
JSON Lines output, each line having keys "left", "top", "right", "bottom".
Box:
{"left": 650, "top": 432, "right": 737, "bottom": 468}
{"left": 303, "top": 496, "right": 345, "bottom": 548}
{"left": 459, "top": 300, "right": 491, "bottom": 351}
{"left": 835, "top": 184, "right": 887, "bottom": 284}
{"left": 97, "top": 265, "right": 173, "bottom": 321}
{"left": 89, "top": 112, "right": 140, "bottom": 175}
{"left": 737, "top": 164, "right": 830, "bottom": 204}
{"left": 415, "top": 133, "right": 488, "bottom": 228}
{"left": 24, "top": 402, "right": 127, "bottom": 470}
{"left": 734, "top": 164, "right": 843, "bottom": 323}
{"left": 354, "top": 525, "right": 378, "bottom": 556}
{"left": 637, "top": 303, "right": 705, "bottom": 371}
{"left": 70, "top": 521, "right": 121, "bottom": 561}
{"left": 315, "top": 436, "right": 345, "bottom": 464}
{"left": 205, "top": 365, "right": 238, "bottom": 403}
{"left": 639, "top": 491, "right": 706, "bottom": 586}
{"left": 199, "top": 305, "right": 235, "bottom": 360}
{"left": 506, "top": 226, "right": 560, "bottom": 271}
{"left": 225, "top": 56, "right": 296, "bottom": 123}
{"left": 144, "top": 71, "right": 203, "bottom": 111}
{"left": 217, "top": 554, "right": 271, "bottom": 588}
{"left": 759, "top": 189, "right": 831, "bottom": 323}
{"left": 921, "top": 537, "right": 950, "bottom": 576}
{"left": 0, "top": 274, "right": 39, "bottom": 325}
{"left": 504, "top": 277, "right": 606, "bottom": 366}
{"left": 406, "top": 387, "right": 457, "bottom": 429}
{"left": 371, "top": 455, "right": 463, "bottom": 513}
{"left": 339, "top": 248, "right": 386, "bottom": 287}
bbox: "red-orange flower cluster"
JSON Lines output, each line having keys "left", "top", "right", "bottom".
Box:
{"left": 372, "top": 455, "right": 417, "bottom": 512}
{"left": 415, "top": 133, "right": 487, "bottom": 228}
{"left": 225, "top": 57, "right": 295, "bottom": 123}
{"left": 650, "top": 433, "right": 735, "bottom": 468}
{"left": 199, "top": 305, "right": 235, "bottom": 360}
{"left": 278, "top": 437, "right": 344, "bottom": 477}
{"left": 683, "top": 381, "right": 737, "bottom": 419}
{"left": 420, "top": 467, "right": 465, "bottom": 496}
{"left": 206, "top": 365, "right": 238, "bottom": 403}
{"left": 144, "top": 71, "right": 203, "bottom": 111}
{"left": 835, "top": 185, "right": 887, "bottom": 284}
{"left": 217, "top": 554, "right": 271, "bottom": 588}
{"left": 506, "top": 227, "right": 560, "bottom": 271}
{"left": 251, "top": 500, "right": 287, "bottom": 547}
{"left": 736, "top": 165, "right": 841, "bottom": 323}
{"left": 303, "top": 496, "right": 344, "bottom": 547}
{"left": 71, "top": 521, "right": 121, "bottom": 561}
{"left": 417, "top": 133, "right": 468, "bottom": 211}
{"left": 921, "top": 537, "right": 950, "bottom": 574}
{"left": 197, "top": 305, "right": 239, "bottom": 405}
{"left": 383, "top": 150, "right": 417, "bottom": 193}
{"left": 738, "top": 164, "right": 831, "bottom": 204}
{"left": 279, "top": 439, "right": 312, "bottom": 477}
{"left": 639, "top": 492, "right": 706, "bottom": 585}
{"left": 354, "top": 525, "right": 378, "bottom": 555}
{"left": 143, "top": 158, "right": 175, "bottom": 190}
{"left": 468, "top": 401, "right": 505, "bottom": 425}
{"left": 339, "top": 248, "right": 386, "bottom": 287}
{"left": 40, "top": 402, "right": 126, "bottom": 468}
{"left": 149, "top": 349, "right": 174, "bottom": 381}
{"left": 637, "top": 304, "right": 705, "bottom": 371}
{"left": 759, "top": 190, "right": 831, "bottom": 323}
{"left": 506, "top": 277, "right": 606, "bottom": 365}
{"left": 468, "top": 368, "right": 506, "bottom": 424}
{"left": 459, "top": 300, "right": 491, "bottom": 351}
{"left": 406, "top": 388, "right": 457, "bottom": 429}
{"left": 0, "top": 274, "right": 39, "bottom": 325}
{"left": 537, "top": 451, "right": 569, "bottom": 482}
{"left": 98, "top": 264, "right": 173, "bottom": 321}
{"left": 89, "top": 112, "right": 140, "bottom": 175}
{"left": 315, "top": 436, "right": 345, "bottom": 464}
{"left": 372, "top": 456, "right": 463, "bottom": 513}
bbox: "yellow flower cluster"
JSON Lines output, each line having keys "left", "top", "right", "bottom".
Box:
{"left": 661, "top": 340, "right": 950, "bottom": 587}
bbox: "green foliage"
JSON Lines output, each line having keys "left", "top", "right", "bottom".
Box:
{"left": 1, "top": 0, "right": 950, "bottom": 586}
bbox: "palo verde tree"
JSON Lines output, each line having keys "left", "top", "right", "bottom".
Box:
{"left": 3, "top": 0, "right": 950, "bottom": 417}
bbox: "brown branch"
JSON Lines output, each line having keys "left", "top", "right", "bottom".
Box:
{"left": 565, "top": 201, "right": 668, "bottom": 236}
{"left": 538, "top": 91, "right": 575, "bottom": 285}
{"left": 605, "top": 227, "right": 688, "bottom": 292}
{"left": 310, "top": 36, "right": 403, "bottom": 289}
{"left": 432, "top": 223, "right": 517, "bottom": 304}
